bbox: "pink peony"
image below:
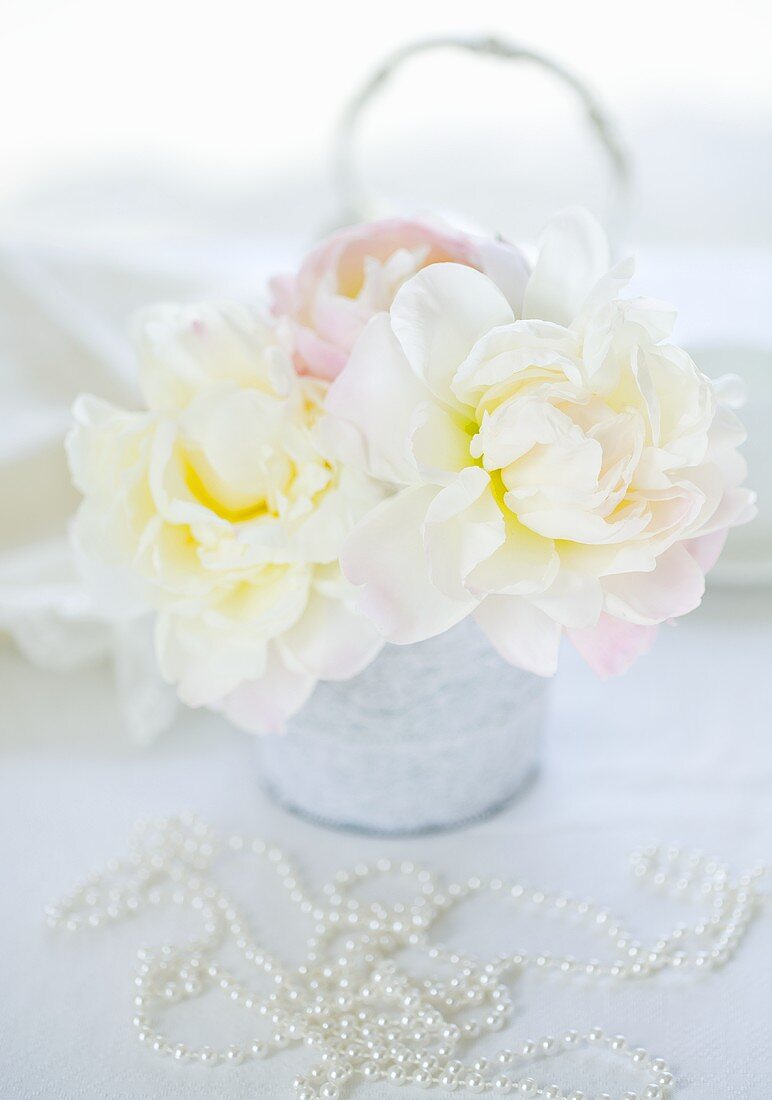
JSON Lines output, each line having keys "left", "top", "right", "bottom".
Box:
{"left": 270, "top": 218, "right": 530, "bottom": 380}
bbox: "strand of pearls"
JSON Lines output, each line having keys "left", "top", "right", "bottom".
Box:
{"left": 46, "top": 815, "right": 764, "bottom": 1100}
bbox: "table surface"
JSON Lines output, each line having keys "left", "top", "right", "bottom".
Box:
{"left": 2, "top": 584, "right": 771, "bottom": 1100}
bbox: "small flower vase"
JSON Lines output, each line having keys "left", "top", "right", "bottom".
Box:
{"left": 255, "top": 619, "right": 549, "bottom": 834}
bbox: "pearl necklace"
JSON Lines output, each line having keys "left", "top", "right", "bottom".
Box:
{"left": 46, "top": 814, "right": 764, "bottom": 1100}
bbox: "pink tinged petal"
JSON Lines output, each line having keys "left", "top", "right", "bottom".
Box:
{"left": 684, "top": 528, "right": 728, "bottom": 574}
{"left": 390, "top": 263, "right": 514, "bottom": 412}
{"left": 219, "top": 645, "right": 315, "bottom": 734}
{"left": 602, "top": 543, "right": 706, "bottom": 626}
{"left": 522, "top": 207, "right": 610, "bottom": 327}
{"left": 568, "top": 613, "right": 658, "bottom": 677}
{"left": 474, "top": 595, "right": 561, "bottom": 676}
{"left": 671, "top": 452, "right": 754, "bottom": 539}
{"left": 325, "top": 313, "right": 429, "bottom": 485}
{"left": 340, "top": 485, "right": 475, "bottom": 644}
{"left": 292, "top": 322, "right": 347, "bottom": 380}
{"left": 268, "top": 273, "right": 295, "bottom": 314}
{"left": 531, "top": 570, "right": 603, "bottom": 628}
{"left": 278, "top": 587, "right": 384, "bottom": 681}
{"left": 312, "top": 270, "right": 373, "bottom": 341}
{"left": 271, "top": 218, "right": 486, "bottom": 375}
{"left": 710, "top": 487, "right": 757, "bottom": 531}
{"left": 423, "top": 468, "right": 505, "bottom": 600}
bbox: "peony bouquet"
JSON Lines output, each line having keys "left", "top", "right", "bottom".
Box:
{"left": 67, "top": 209, "right": 755, "bottom": 735}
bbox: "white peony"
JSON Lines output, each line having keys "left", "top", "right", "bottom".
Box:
{"left": 67, "top": 302, "right": 384, "bottom": 732}
{"left": 326, "top": 209, "right": 756, "bottom": 676}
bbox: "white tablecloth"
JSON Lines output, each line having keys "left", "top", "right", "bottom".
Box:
{"left": 3, "top": 584, "right": 770, "bottom": 1099}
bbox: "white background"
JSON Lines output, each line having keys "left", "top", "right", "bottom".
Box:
{"left": 1, "top": 0, "right": 770, "bottom": 245}
{"left": 1, "top": 2, "right": 771, "bottom": 1097}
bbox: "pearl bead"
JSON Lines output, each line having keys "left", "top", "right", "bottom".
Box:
{"left": 51, "top": 818, "right": 744, "bottom": 1100}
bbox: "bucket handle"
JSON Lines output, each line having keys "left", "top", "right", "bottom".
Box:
{"left": 332, "top": 34, "right": 632, "bottom": 246}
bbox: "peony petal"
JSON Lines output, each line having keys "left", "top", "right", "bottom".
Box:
{"left": 325, "top": 313, "right": 428, "bottom": 485}
{"left": 476, "top": 235, "right": 531, "bottom": 316}
{"left": 390, "top": 263, "right": 514, "bottom": 412}
{"left": 290, "top": 321, "right": 347, "bottom": 380}
{"left": 531, "top": 570, "right": 603, "bottom": 628}
{"left": 603, "top": 543, "right": 706, "bottom": 625}
{"left": 409, "top": 402, "right": 473, "bottom": 481}
{"left": 219, "top": 644, "right": 315, "bottom": 734}
{"left": 69, "top": 503, "right": 152, "bottom": 618}
{"left": 515, "top": 502, "right": 650, "bottom": 544}
{"left": 684, "top": 528, "right": 728, "bottom": 574}
{"left": 568, "top": 613, "right": 658, "bottom": 677}
{"left": 690, "top": 485, "right": 757, "bottom": 537}
{"left": 453, "top": 321, "right": 579, "bottom": 406}
{"left": 340, "top": 485, "right": 475, "bottom": 643}
{"left": 278, "top": 582, "right": 384, "bottom": 681}
{"left": 155, "top": 610, "right": 270, "bottom": 708}
{"left": 465, "top": 515, "right": 559, "bottom": 597}
{"left": 134, "top": 302, "right": 272, "bottom": 411}
{"left": 522, "top": 207, "right": 610, "bottom": 327}
{"left": 474, "top": 594, "right": 561, "bottom": 675}
{"left": 423, "top": 468, "right": 505, "bottom": 600}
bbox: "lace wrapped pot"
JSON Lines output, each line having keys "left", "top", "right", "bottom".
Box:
{"left": 255, "top": 619, "right": 549, "bottom": 833}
